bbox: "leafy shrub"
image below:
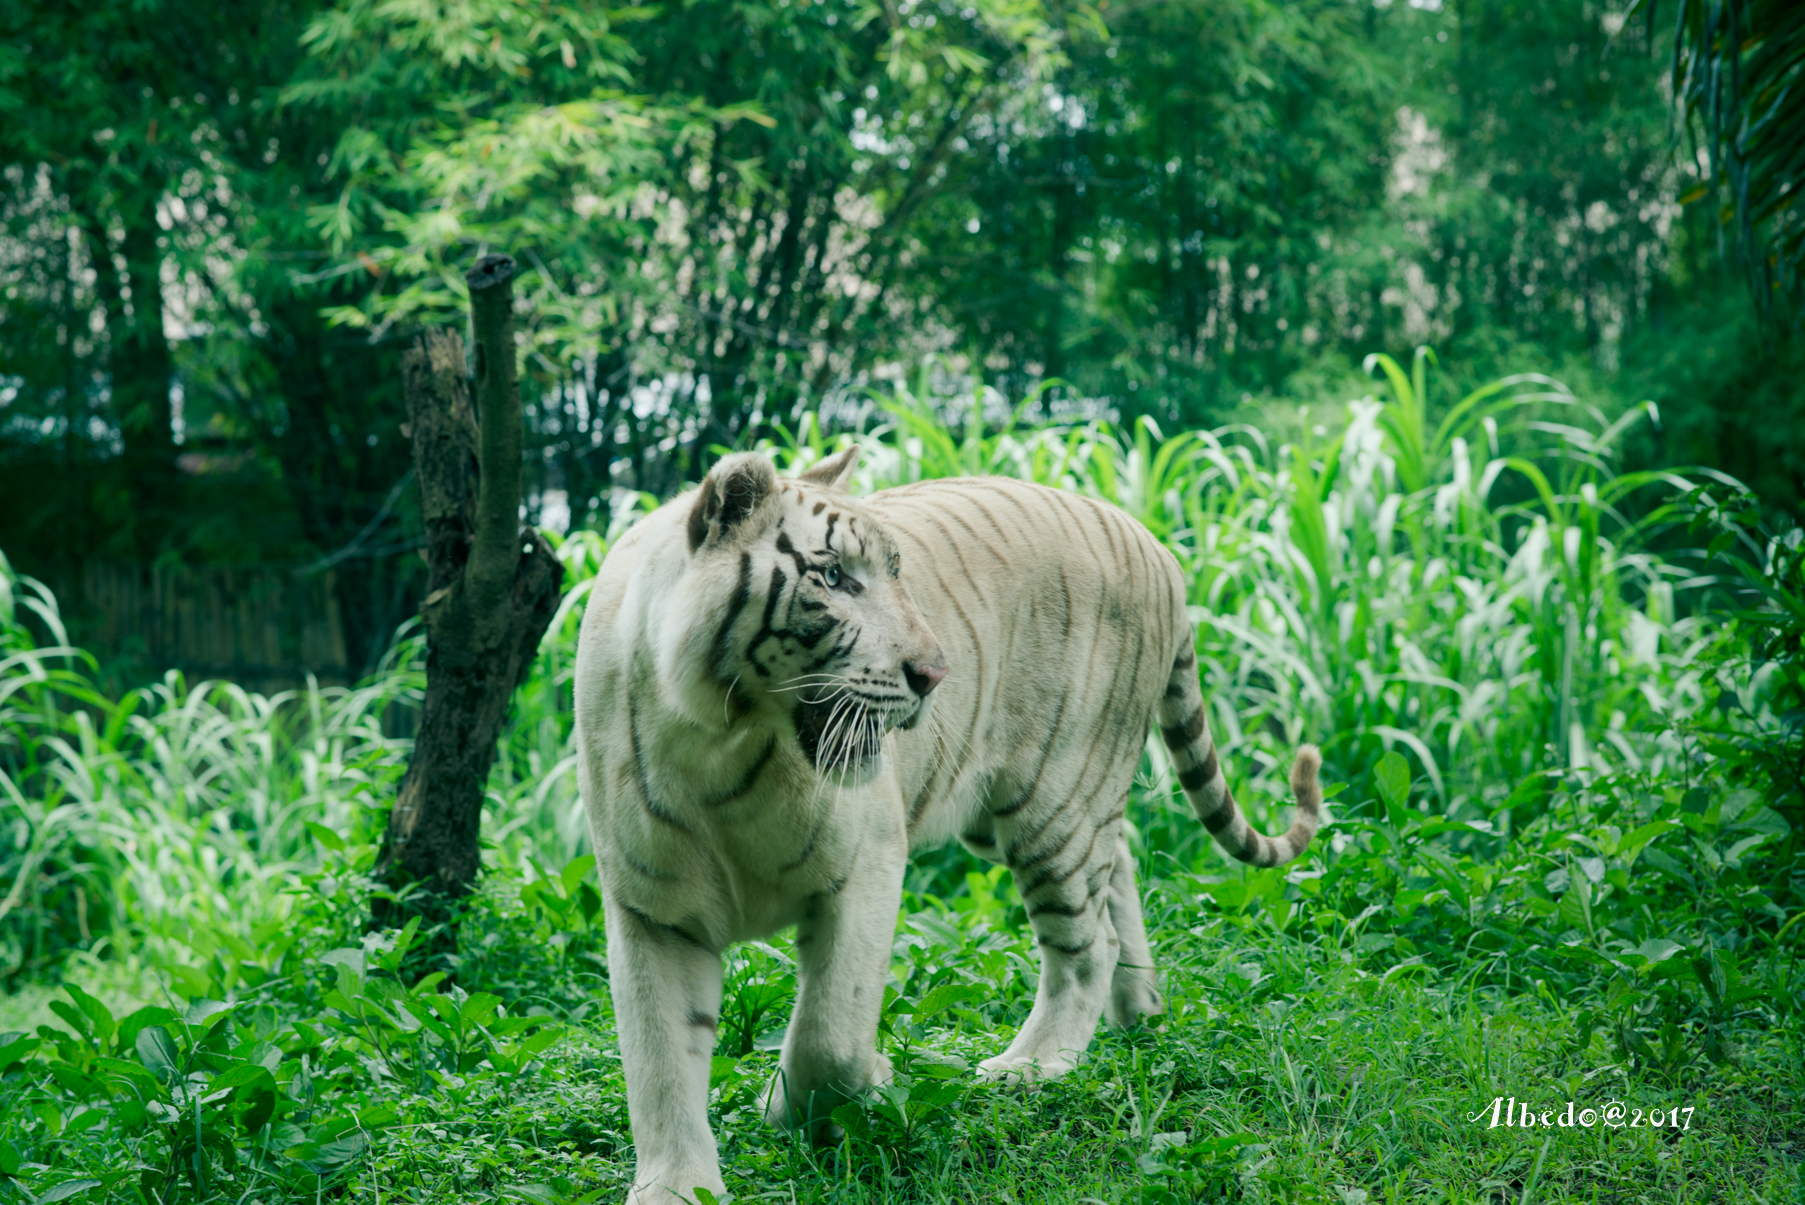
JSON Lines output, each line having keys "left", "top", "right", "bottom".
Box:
{"left": 1681, "top": 484, "right": 1805, "bottom": 854}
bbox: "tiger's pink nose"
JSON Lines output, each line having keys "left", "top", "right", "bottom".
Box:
{"left": 904, "top": 661, "right": 947, "bottom": 697}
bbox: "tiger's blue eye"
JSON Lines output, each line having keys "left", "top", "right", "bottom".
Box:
{"left": 824, "top": 565, "right": 840, "bottom": 587}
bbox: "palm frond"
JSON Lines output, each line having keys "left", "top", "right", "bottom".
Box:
{"left": 1652, "top": 0, "right": 1805, "bottom": 322}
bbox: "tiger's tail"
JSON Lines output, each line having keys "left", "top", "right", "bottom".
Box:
{"left": 1158, "top": 646, "right": 1321, "bottom": 867}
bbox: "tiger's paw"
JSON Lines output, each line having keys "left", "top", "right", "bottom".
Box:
{"left": 626, "top": 1168, "right": 726, "bottom": 1205}
{"left": 1106, "top": 965, "right": 1165, "bottom": 1029}
{"left": 761, "top": 1050, "right": 892, "bottom": 1134}
{"left": 975, "top": 1051, "right": 1075, "bottom": 1085}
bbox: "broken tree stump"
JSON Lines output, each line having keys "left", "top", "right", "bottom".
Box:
{"left": 376, "top": 254, "right": 563, "bottom": 938}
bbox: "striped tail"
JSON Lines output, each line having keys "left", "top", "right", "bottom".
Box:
{"left": 1159, "top": 647, "right": 1322, "bottom": 867}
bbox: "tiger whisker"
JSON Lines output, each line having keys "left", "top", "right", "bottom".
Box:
{"left": 807, "top": 695, "right": 860, "bottom": 806}
{"left": 829, "top": 697, "right": 875, "bottom": 781}
{"left": 835, "top": 705, "right": 875, "bottom": 781}
{"left": 772, "top": 673, "right": 844, "bottom": 693}
{"left": 814, "top": 695, "right": 857, "bottom": 777}
{"left": 834, "top": 704, "right": 869, "bottom": 774}
{"left": 770, "top": 681, "right": 844, "bottom": 695}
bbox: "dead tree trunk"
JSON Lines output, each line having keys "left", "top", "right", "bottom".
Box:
{"left": 376, "top": 254, "right": 563, "bottom": 936}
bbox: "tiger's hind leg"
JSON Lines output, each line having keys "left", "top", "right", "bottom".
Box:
{"left": 977, "top": 796, "right": 1126, "bottom": 1084}
{"left": 1103, "top": 831, "right": 1165, "bottom": 1028}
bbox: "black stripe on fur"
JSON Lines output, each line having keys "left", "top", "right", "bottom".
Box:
{"left": 1160, "top": 708, "right": 1206, "bottom": 749}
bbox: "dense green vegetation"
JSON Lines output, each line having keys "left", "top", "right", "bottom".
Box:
{"left": 4, "top": 0, "right": 1804, "bottom": 673}
{"left": 5, "top": 0, "right": 1804, "bottom": 1196}
{"left": 3, "top": 379, "right": 1801, "bottom": 1202}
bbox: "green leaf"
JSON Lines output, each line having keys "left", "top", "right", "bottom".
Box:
{"left": 63, "top": 985, "right": 117, "bottom": 1048}
{"left": 48, "top": 1000, "right": 91, "bottom": 1044}
{"left": 115, "top": 1007, "right": 178, "bottom": 1053}
{"left": 65, "top": 1109, "right": 107, "bottom": 1134}
{"left": 1497, "top": 772, "right": 1550, "bottom": 813}
{"left": 460, "top": 993, "right": 503, "bottom": 1029}
{"left": 1624, "top": 938, "right": 1685, "bottom": 968}
{"left": 1693, "top": 951, "right": 1729, "bottom": 1006}
{"left": 356, "top": 1103, "right": 399, "bottom": 1129}
{"left": 577, "top": 880, "right": 603, "bottom": 925}
{"left": 210, "top": 1062, "right": 276, "bottom": 1092}
{"left": 167, "top": 964, "right": 212, "bottom": 999}
{"left": 374, "top": 916, "right": 422, "bottom": 972}
{"left": 1616, "top": 820, "right": 1680, "bottom": 867}
{"left": 516, "top": 1027, "right": 563, "bottom": 1061}
{"left": 136, "top": 1026, "right": 180, "bottom": 1085}
{"left": 1374, "top": 751, "right": 1412, "bottom": 820}
{"left": 46, "top": 1063, "right": 106, "bottom": 1100}
{"left": 560, "top": 854, "right": 597, "bottom": 895}
{"left": 503, "top": 1187, "right": 562, "bottom": 1205}
{"left": 830, "top": 1101, "right": 869, "bottom": 1138}
{"left": 36, "top": 1179, "right": 103, "bottom": 1202}
{"left": 240, "top": 1089, "right": 277, "bottom": 1135}
{"left": 0, "top": 1033, "right": 40, "bottom": 1070}
{"left": 911, "top": 983, "right": 985, "bottom": 1022}
{"left": 1729, "top": 806, "right": 1792, "bottom": 838}
{"left": 305, "top": 822, "right": 347, "bottom": 851}
{"left": 1197, "top": 879, "right": 1253, "bottom": 912}
{"left": 295, "top": 1131, "right": 367, "bottom": 1170}
{"left": 92, "top": 1056, "right": 160, "bottom": 1089}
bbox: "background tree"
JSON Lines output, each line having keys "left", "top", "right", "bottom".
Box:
{"left": 4, "top": 0, "right": 1804, "bottom": 691}
{"left": 0, "top": 0, "right": 427, "bottom": 672}
{"left": 377, "top": 256, "right": 562, "bottom": 937}
{"left": 1642, "top": 0, "right": 1804, "bottom": 323}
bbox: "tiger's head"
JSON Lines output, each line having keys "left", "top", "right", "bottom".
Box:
{"left": 657, "top": 447, "right": 946, "bottom": 782}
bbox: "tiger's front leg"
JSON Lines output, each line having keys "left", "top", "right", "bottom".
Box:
{"left": 604, "top": 893, "right": 726, "bottom": 1205}
{"left": 762, "top": 834, "right": 907, "bottom": 1142}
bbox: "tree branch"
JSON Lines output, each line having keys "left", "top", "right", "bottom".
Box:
{"left": 466, "top": 253, "right": 523, "bottom": 632}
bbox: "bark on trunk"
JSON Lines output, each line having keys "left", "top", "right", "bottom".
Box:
{"left": 377, "top": 255, "right": 563, "bottom": 920}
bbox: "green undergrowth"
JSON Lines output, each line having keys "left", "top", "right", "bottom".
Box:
{"left": 1, "top": 802, "right": 1799, "bottom": 1204}
{"left": 3, "top": 352, "right": 1804, "bottom": 1202}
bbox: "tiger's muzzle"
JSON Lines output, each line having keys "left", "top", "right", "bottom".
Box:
{"left": 792, "top": 662, "right": 944, "bottom": 775}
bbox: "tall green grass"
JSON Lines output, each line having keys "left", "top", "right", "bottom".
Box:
{"left": 0, "top": 565, "right": 421, "bottom": 988}
{"left": 1, "top": 357, "right": 1800, "bottom": 1204}
{"left": 0, "top": 352, "right": 1775, "bottom": 983}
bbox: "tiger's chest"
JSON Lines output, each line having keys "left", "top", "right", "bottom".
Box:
{"left": 593, "top": 708, "right": 907, "bottom": 946}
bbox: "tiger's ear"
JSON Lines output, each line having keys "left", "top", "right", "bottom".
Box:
{"left": 797, "top": 445, "right": 859, "bottom": 492}
{"left": 688, "top": 453, "right": 777, "bottom": 552}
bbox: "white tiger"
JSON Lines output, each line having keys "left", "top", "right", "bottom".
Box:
{"left": 573, "top": 447, "right": 1322, "bottom": 1204}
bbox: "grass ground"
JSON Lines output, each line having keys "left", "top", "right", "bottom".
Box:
{"left": 173, "top": 874, "right": 1805, "bottom": 1204}
{"left": 13, "top": 859, "right": 1796, "bottom": 1205}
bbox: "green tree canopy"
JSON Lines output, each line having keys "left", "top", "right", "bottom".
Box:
{"left": 2, "top": 0, "right": 1802, "bottom": 683}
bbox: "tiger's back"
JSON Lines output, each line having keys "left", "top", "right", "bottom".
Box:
{"left": 871, "top": 477, "right": 1185, "bottom": 846}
